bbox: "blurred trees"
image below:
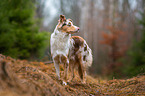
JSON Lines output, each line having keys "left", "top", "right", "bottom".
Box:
{"left": 0, "top": 0, "right": 50, "bottom": 59}
{"left": 100, "top": 25, "right": 127, "bottom": 78}
{"left": 124, "top": 12, "right": 145, "bottom": 77}
{"left": 79, "top": 0, "right": 137, "bottom": 75}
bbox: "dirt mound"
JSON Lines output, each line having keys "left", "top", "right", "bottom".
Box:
{"left": 0, "top": 54, "right": 145, "bottom": 96}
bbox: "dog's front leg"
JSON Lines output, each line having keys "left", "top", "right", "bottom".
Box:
{"left": 64, "top": 60, "right": 69, "bottom": 80}
{"left": 54, "top": 62, "right": 60, "bottom": 80}
{"left": 53, "top": 55, "right": 60, "bottom": 80}
{"left": 62, "top": 61, "right": 68, "bottom": 85}
{"left": 61, "top": 55, "right": 69, "bottom": 85}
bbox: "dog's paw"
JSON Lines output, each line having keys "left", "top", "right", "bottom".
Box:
{"left": 81, "top": 80, "right": 86, "bottom": 84}
{"left": 62, "top": 81, "right": 67, "bottom": 85}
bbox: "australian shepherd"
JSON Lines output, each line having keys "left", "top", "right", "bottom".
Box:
{"left": 50, "top": 15, "right": 93, "bottom": 85}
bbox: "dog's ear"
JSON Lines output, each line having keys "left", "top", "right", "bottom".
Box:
{"left": 68, "top": 18, "right": 73, "bottom": 23}
{"left": 59, "top": 15, "right": 66, "bottom": 22}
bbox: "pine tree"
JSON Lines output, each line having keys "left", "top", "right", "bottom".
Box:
{"left": 0, "top": 0, "right": 50, "bottom": 59}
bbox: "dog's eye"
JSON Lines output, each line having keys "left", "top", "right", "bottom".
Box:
{"left": 68, "top": 22, "right": 71, "bottom": 26}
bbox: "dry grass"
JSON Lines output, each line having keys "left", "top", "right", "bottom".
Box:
{"left": 0, "top": 54, "right": 145, "bottom": 96}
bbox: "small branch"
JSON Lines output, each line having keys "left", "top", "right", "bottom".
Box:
{"left": 44, "top": 61, "right": 53, "bottom": 64}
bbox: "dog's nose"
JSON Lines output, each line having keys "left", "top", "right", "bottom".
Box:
{"left": 77, "top": 28, "right": 80, "bottom": 31}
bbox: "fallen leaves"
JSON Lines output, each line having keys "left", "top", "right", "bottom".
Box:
{"left": 0, "top": 54, "right": 145, "bottom": 96}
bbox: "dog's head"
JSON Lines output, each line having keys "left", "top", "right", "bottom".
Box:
{"left": 57, "top": 15, "right": 79, "bottom": 34}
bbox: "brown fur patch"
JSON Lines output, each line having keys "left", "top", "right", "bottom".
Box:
{"left": 71, "top": 36, "right": 84, "bottom": 52}
{"left": 69, "top": 36, "right": 85, "bottom": 65}
{"left": 61, "top": 24, "right": 76, "bottom": 33}
{"left": 61, "top": 55, "right": 67, "bottom": 63}
{"left": 54, "top": 55, "right": 60, "bottom": 64}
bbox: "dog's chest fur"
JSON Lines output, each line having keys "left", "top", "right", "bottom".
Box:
{"left": 51, "top": 29, "right": 71, "bottom": 57}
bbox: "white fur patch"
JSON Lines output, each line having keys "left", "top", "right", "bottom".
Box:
{"left": 81, "top": 41, "right": 93, "bottom": 67}
{"left": 51, "top": 27, "right": 71, "bottom": 58}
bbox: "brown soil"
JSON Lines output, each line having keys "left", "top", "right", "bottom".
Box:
{"left": 0, "top": 54, "right": 145, "bottom": 96}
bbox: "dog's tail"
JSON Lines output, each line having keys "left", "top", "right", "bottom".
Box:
{"left": 86, "top": 48, "right": 93, "bottom": 67}
{"left": 83, "top": 41, "right": 93, "bottom": 68}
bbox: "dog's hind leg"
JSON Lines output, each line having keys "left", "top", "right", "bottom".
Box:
{"left": 78, "top": 53, "right": 86, "bottom": 84}
{"left": 78, "top": 64, "right": 86, "bottom": 84}
{"left": 54, "top": 55, "right": 60, "bottom": 80}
